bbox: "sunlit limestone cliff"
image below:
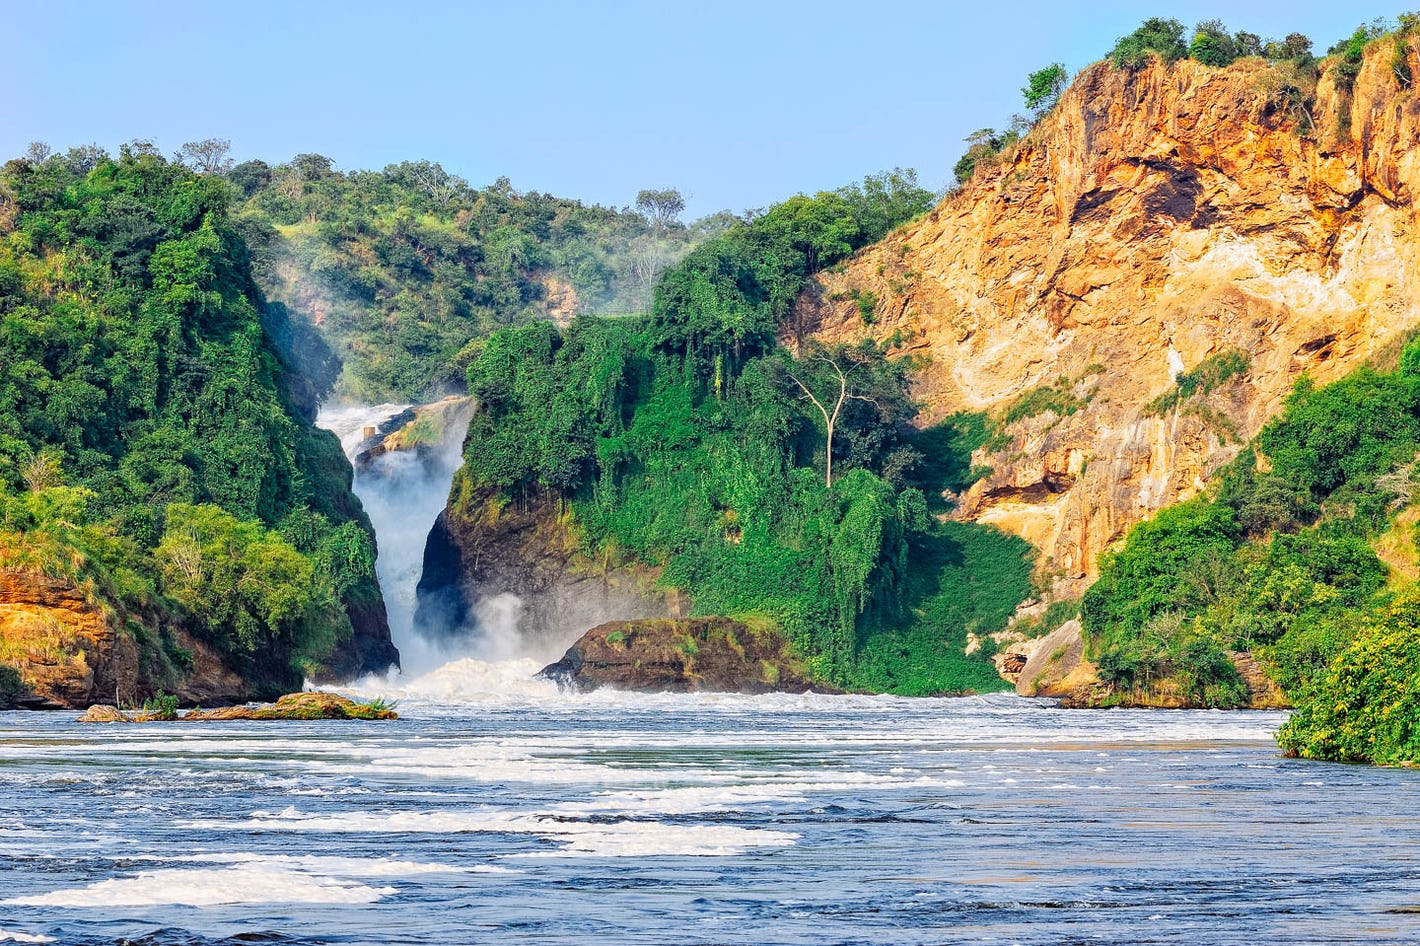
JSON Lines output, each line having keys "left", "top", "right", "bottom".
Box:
{"left": 803, "top": 40, "right": 1420, "bottom": 588}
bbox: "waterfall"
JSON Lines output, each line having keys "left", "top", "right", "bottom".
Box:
{"left": 318, "top": 402, "right": 478, "bottom": 676}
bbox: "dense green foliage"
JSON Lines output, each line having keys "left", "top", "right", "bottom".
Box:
{"left": 1109, "top": 18, "right": 1316, "bottom": 70}
{"left": 1277, "top": 586, "right": 1420, "bottom": 764}
{"left": 1110, "top": 17, "right": 1190, "bottom": 67}
{"left": 1084, "top": 341, "right": 1420, "bottom": 754}
{"left": 459, "top": 178, "right": 1026, "bottom": 693}
{"left": 0, "top": 144, "right": 383, "bottom": 689}
{"left": 1022, "top": 64, "right": 1069, "bottom": 116}
{"left": 1002, "top": 378, "right": 1087, "bottom": 426}
{"left": 229, "top": 158, "right": 934, "bottom": 402}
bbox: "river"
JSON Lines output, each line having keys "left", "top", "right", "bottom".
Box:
{"left": 4, "top": 407, "right": 1415, "bottom": 944}
{"left": 1, "top": 684, "right": 1418, "bottom": 945}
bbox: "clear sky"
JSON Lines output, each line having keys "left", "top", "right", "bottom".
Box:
{"left": 3, "top": 0, "right": 1396, "bottom": 218}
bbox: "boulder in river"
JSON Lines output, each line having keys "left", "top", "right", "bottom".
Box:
{"left": 539, "top": 617, "right": 832, "bottom": 694}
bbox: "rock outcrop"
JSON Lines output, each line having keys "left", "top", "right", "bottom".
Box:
{"left": 352, "top": 396, "right": 475, "bottom": 469}
{"left": 416, "top": 480, "right": 680, "bottom": 650}
{"left": 803, "top": 43, "right": 1420, "bottom": 589}
{"left": 539, "top": 617, "right": 826, "bottom": 693}
{"left": 0, "top": 569, "right": 250, "bottom": 710}
{"left": 77, "top": 691, "right": 397, "bottom": 722}
{"left": 998, "top": 619, "right": 1099, "bottom": 700}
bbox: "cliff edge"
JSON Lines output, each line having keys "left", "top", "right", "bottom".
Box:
{"left": 804, "top": 43, "right": 1420, "bottom": 587}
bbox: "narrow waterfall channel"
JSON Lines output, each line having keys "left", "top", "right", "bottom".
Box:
{"left": 317, "top": 402, "right": 474, "bottom": 676}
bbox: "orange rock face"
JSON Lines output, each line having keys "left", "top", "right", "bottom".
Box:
{"left": 0, "top": 568, "right": 250, "bottom": 710}
{"left": 801, "top": 45, "right": 1420, "bottom": 587}
{"left": 0, "top": 569, "right": 135, "bottom": 708}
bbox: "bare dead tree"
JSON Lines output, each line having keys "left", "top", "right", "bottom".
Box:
{"left": 179, "top": 138, "right": 234, "bottom": 174}
{"left": 788, "top": 354, "right": 878, "bottom": 487}
{"left": 628, "top": 234, "right": 662, "bottom": 311}
{"left": 404, "top": 161, "right": 461, "bottom": 208}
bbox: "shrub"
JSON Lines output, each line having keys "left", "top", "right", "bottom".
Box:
{"left": 1111, "top": 18, "right": 1188, "bottom": 68}
{"left": 1003, "top": 378, "right": 1085, "bottom": 426}
{"left": 1145, "top": 350, "right": 1249, "bottom": 415}
{"left": 142, "top": 691, "right": 179, "bottom": 720}
{"left": 1278, "top": 587, "right": 1420, "bottom": 765}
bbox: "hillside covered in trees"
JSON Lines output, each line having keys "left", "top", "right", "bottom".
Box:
{"left": 0, "top": 143, "right": 396, "bottom": 705}
{"left": 229, "top": 156, "right": 737, "bottom": 401}
{"left": 448, "top": 172, "right": 1034, "bottom": 696}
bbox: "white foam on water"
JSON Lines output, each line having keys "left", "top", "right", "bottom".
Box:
{"left": 3, "top": 863, "right": 395, "bottom": 907}
{"left": 126, "top": 852, "right": 516, "bottom": 876}
{"left": 508, "top": 821, "right": 799, "bottom": 858}
{"left": 188, "top": 806, "right": 799, "bottom": 858}
{"left": 0, "top": 931, "right": 54, "bottom": 944}
{"left": 335, "top": 656, "right": 559, "bottom": 705}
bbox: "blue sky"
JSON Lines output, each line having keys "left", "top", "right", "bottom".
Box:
{"left": 3, "top": 1, "right": 1395, "bottom": 218}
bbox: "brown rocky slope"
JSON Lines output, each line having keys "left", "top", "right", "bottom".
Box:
{"left": 0, "top": 569, "right": 248, "bottom": 709}
{"left": 801, "top": 41, "right": 1420, "bottom": 590}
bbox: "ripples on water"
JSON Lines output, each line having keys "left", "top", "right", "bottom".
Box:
{"left": 1, "top": 664, "right": 1417, "bottom": 945}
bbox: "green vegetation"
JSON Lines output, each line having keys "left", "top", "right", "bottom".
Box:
{"left": 1277, "top": 587, "right": 1420, "bottom": 764}
{"left": 458, "top": 175, "right": 1025, "bottom": 694}
{"left": 1084, "top": 339, "right": 1420, "bottom": 760}
{"left": 0, "top": 143, "right": 385, "bottom": 694}
{"left": 1146, "top": 350, "right": 1250, "bottom": 415}
{"left": 141, "top": 690, "right": 179, "bottom": 719}
{"left": 1022, "top": 64, "right": 1069, "bottom": 117}
{"left": 1110, "top": 17, "right": 1190, "bottom": 67}
{"left": 1109, "top": 17, "right": 1316, "bottom": 70}
{"left": 953, "top": 126, "right": 1026, "bottom": 187}
{"left": 227, "top": 159, "right": 938, "bottom": 401}
{"left": 1002, "top": 377, "right": 1088, "bottom": 426}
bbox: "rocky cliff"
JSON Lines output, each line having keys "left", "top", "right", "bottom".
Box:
{"left": 416, "top": 476, "right": 681, "bottom": 654}
{"left": 0, "top": 570, "right": 248, "bottom": 709}
{"left": 802, "top": 42, "right": 1420, "bottom": 587}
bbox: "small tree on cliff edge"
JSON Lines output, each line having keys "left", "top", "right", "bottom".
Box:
{"left": 1023, "top": 63, "right": 1068, "bottom": 118}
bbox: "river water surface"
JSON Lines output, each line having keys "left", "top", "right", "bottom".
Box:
{"left": 2, "top": 677, "right": 1417, "bottom": 945}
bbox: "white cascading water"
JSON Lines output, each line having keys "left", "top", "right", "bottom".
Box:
{"left": 317, "top": 403, "right": 560, "bottom": 701}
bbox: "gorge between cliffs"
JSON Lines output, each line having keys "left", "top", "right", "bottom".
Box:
{"left": 6, "top": 8, "right": 1420, "bottom": 945}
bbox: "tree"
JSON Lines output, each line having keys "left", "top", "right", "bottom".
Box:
{"left": 291, "top": 153, "right": 335, "bottom": 180}
{"left": 788, "top": 349, "right": 880, "bottom": 487}
{"left": 63, "top": 144, "right": 107, "bottom": 175}
{"left": 180, "top": 138, "right": 234, "bottom": 174}
{"left": 627, "top": 234, "right": 663, "bottom": 311}
{"left": 388, "top": 160, "right": 465, "bottom": 208}
{"left": 24, "top": 142, "right": 51, "bottom": 163}
{"left": 227, "top": 159, "right": 272, "bottom": 197}
{"left": 835, "top": 168, "right": 936, "bottom": 243}
{"left": 1189, "top": 20, "right": 1239, "bottom": 67}
{"left": 635, "top": 188, "right": 685, "bottom": 237}
{"left": 1022, "top": 63, "right": 1068, "bottom": 117}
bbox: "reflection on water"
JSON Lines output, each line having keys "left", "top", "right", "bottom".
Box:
{"left": 1, "top": 691, "right": 1418, "bottom": 945}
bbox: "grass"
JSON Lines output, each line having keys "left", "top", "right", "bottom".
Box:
{"left": 1002, "top": 378, "right": 1086, "bottom": 426}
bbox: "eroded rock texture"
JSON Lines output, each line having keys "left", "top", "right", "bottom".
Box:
{"left": 802, "top": 47, "right": 1420, "bottom": 586}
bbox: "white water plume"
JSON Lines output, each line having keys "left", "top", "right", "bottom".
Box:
{"left": 319, "top": 402, "right": 556, "bottom": 686}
